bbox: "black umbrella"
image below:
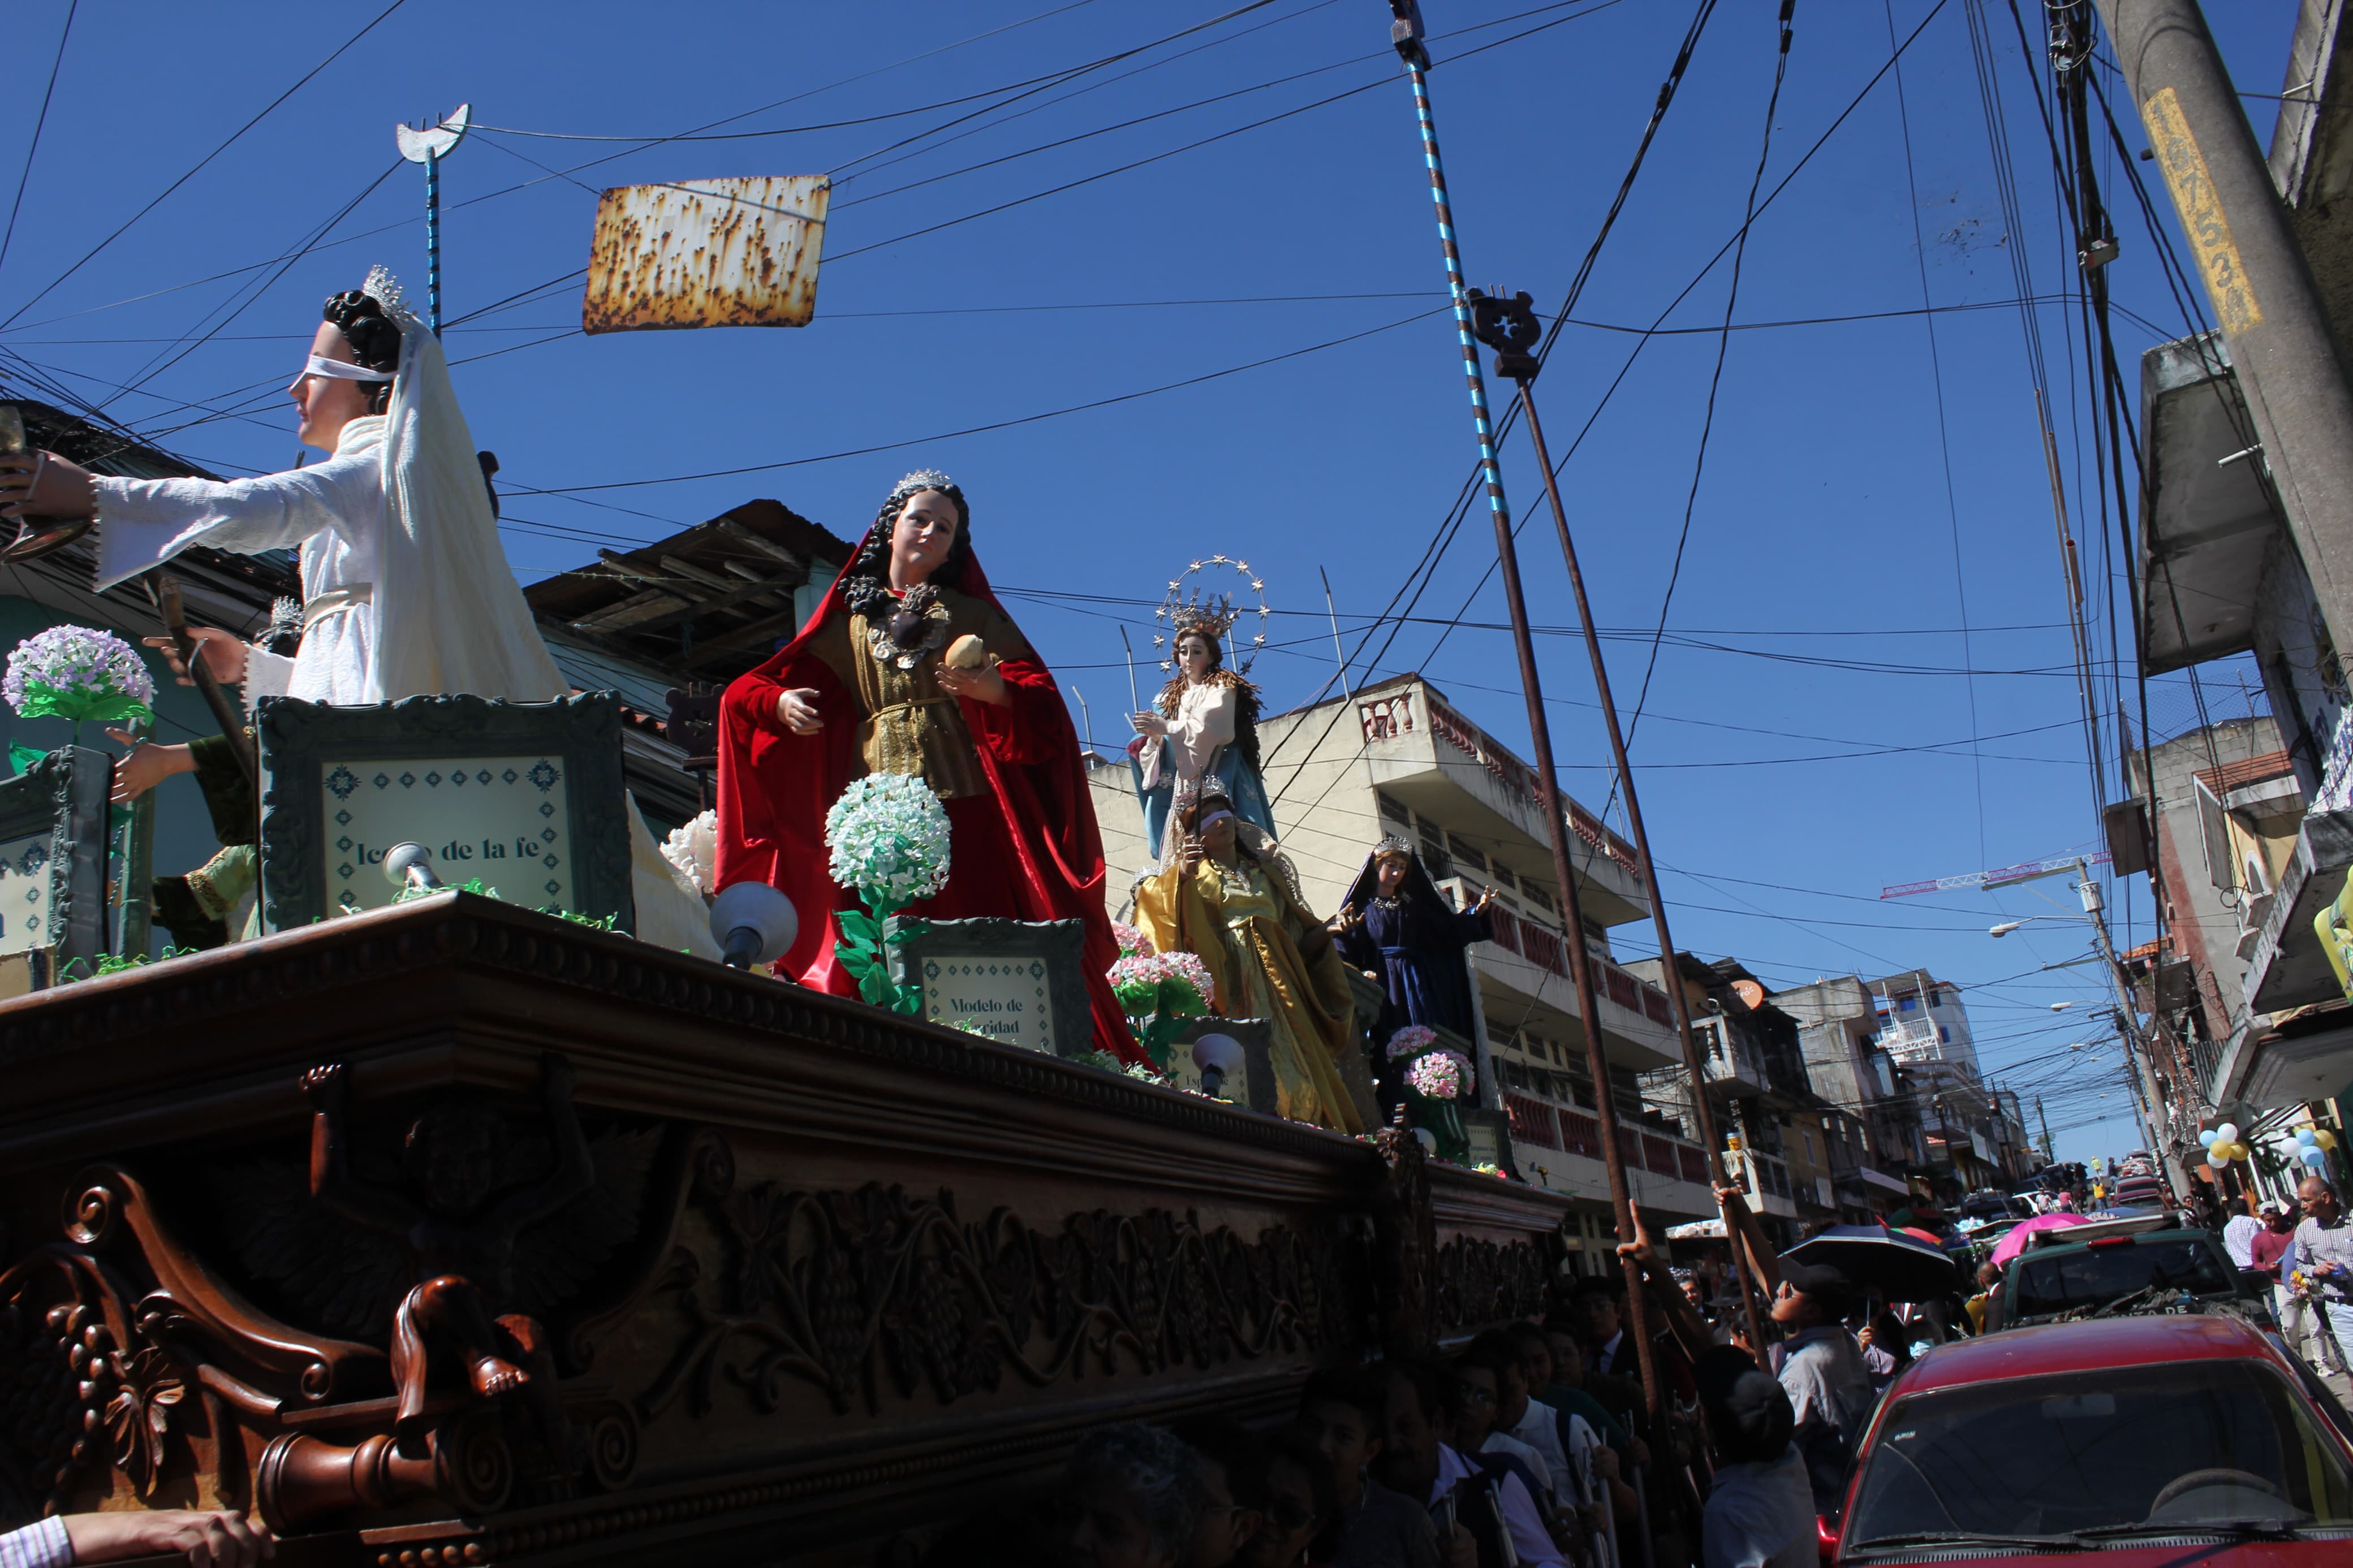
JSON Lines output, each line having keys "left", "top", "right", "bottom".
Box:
{"left": 1780, "top": 1225, "right": 1961, "bottom": 1302}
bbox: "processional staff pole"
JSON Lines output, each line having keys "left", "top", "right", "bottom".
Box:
{"left": 1381, "top": 0, "right": 1663, "bottom": 1429}
{"left": 397, "top": 105, "right": 472, "bottom": 336}
{"left": 1467, "top": 287, "right": 1770, "bottom": 1357}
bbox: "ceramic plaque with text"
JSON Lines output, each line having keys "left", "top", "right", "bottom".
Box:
{"left": 321, "top": 756, "right": 571, "bottom": 913}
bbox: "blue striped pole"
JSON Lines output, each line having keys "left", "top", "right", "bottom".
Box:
{"left": 1405, "top": 62, "right": 1511, "bottom": 536}
{"left": 425, "top": 147, "right": 442, "bottom": 335}
{"left": 1393, "top": 36, "right": 1668, "bottom": 1436}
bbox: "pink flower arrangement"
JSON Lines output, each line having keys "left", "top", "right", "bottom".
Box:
{"left": 1386, "top": 1024, "right": 1438, "bottom": 1062}
{"left": 1107, "top": 946, "right": 1215, "bottom": 1072}
{"left": 1113, "top": 922, "right": 1156, "bottom": 958}
{"left": 1406, "top": 1050, "right": 1472, "bottom": 1102}
{"left": 1108, "top": 950, "right": 1212, "bottom": 1015}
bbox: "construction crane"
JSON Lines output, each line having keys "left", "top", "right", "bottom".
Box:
{"left": 1880, "top": 850, "right": 2113, "bottom": 901}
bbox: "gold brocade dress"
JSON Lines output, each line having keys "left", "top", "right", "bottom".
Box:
{"left": 1134, "top": 852, "right": 1364, "bottom": 1134}
{"left": 800, "top": 585, "right": 1032, "bottom": 795}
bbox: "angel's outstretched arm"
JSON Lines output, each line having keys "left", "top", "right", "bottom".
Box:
{"left": 498, "top": 1054, "right": 596, "bottom": 1230}
{"left": 303, "top": 1064, "right": 417, "bottom": 1236}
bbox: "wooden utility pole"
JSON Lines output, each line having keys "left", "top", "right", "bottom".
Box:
{"left": 1468, "top": 285, "right": 1770, "bottom": 1357}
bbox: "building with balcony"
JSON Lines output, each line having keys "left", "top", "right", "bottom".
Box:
{"left": 2120, "top": 715, "right": 2337, "bottom": 1122}
{"left": 2126, "top": 7, "right": 2353, "bottom": 1124}
{"left": 1864, "top": 970, "right": 2027, "bottom": 1192}
{"left": 1087, "top": 672, "right": 1713, "bottom": 1223}
{"left": 1626, "top": 954, "right": 1833, "bottom": 1242}
{"left": 1769, "top": 975, "right": 1920, "bottom": 1216}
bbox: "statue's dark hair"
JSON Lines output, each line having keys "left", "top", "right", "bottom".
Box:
{"left": 322, "top": 290, "right": 400, "bottom": 414}
{"left": 840, "top": 472, "right": 973, "bottom": 620}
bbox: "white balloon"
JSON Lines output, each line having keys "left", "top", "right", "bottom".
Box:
{"left": 2217, "top": 1122, "right": 2240, "bottom": 1144}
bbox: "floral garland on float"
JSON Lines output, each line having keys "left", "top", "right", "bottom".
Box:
{"left": 1387, "top": 1023, "right": 1476, "bottom": 1163}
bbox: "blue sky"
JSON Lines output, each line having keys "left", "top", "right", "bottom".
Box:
{"left": 0, "top": 1, "right": 2299, "bottom": 1167}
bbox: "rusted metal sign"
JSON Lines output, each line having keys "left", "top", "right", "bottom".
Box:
{"left": 582, "top": 175, "right": 829, "bottom": 334}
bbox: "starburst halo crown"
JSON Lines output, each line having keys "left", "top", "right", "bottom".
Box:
{"left": 1150, "top": 553, "right": 1271, "bottom": 673}
{"left": 895, "top": 468, "right": 955, "bottom": 495}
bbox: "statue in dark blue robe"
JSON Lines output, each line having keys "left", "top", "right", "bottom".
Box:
{"left": 1331, "top": 836, "right": 1493, "bottom": 1116}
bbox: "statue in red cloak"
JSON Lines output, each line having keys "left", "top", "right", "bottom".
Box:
{"left": 715, "top": 470, "right": 1143, "bottom": 1064}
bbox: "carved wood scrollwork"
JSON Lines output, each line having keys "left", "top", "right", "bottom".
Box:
{"left": 1371, "top": 1119, "right": 1436, "bottom": 1357}
{"left": 1431, "top": 1231, "right": 1559, "bottom": 1333}
{"left": 634, "top": 1139, "right": 1363, "bottom": 1423}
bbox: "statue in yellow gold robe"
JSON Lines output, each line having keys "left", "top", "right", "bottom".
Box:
{"left": 1134, "top": 792, "right": 1364, "bottom": 1134}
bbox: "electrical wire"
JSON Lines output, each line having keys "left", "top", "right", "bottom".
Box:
{"left": 0, "top": 0, "right": 410, "bottom": 330}
{"left": 0, "top": 0, "right": 77, "bottom": 290}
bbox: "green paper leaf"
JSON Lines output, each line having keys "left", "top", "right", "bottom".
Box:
{"left": 835, "top": 940, "right": 880, "bottom": 980}
{"left": 13, "top": 684, "right": 154, "bottom": 726}
{"left": 837, "top": 908, "right": 882, "bottom": 947}
{"left": 891, "top": 982, "right": 925, "bottom": 1016}
{"left": 857, "top": 965, "right": 894, "bottom": 1007}
{"left": 885, "top": 918, "right": 929, "bottom": 945}
{"left": 7, "top": 744, "right": 42, "bottom": 776}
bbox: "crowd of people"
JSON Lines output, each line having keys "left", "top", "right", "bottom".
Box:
{"left": 908, "top": 1198, "right": 1855, "bottom": 1568}
{"left": 2221, "top": 1174, "right": 2353, "bottom": 1394}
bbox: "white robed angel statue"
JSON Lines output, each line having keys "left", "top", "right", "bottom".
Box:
{"left": 0, "top": 266, "right": 714, "bottom": 955}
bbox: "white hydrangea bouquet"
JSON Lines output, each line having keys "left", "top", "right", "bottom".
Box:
{"left": 1106, "top": 922, "right": 1213, "bottom": 1071}
{"left": 4, "top": 625, "right": 156, "bottom": 744}
{"left": 824, "top": 773, "right": 952, "bottom": 1014}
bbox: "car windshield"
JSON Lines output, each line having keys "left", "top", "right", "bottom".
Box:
{"left": 2009, "top": 1238, "right": 2232, "bottom": 1317}
{"left": 1845, "top": 1358, "right": 2353, "bottom": 1545}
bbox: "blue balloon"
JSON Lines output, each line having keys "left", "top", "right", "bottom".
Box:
{"left": 2200, "top": 1129, "right": 2219, "bottom": 1147}
{"left": 2299, "top": 1129, "right": 2320, "bottom": 1146}
{"left": 2304, "top": 1147, "right": 2330, "bottom": 1168}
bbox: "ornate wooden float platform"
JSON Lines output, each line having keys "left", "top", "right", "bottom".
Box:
{"left": 0, "top": 891, "right": 1573, "bottom": 1566}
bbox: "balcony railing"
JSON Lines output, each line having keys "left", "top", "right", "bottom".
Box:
{"left": 1478, "top": 905, "right": 1676, "bottom": 1027}
{"left": 1506, "top": 1093, "right": 1711, "bottom": 1183}
{"left": 1418, "top": 690, "right": 1640, "bottom": 872}
{"left": 1359, "top": 689, "right": 1416, "bottom": 742}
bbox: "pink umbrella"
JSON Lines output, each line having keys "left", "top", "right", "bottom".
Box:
{"left": 1990, "top": 1212, "right": 2091, "bottom": 1268}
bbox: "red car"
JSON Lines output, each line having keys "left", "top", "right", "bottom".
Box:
{"left": 1831, "top": 1314, "right": 2353, "bottom": 1562}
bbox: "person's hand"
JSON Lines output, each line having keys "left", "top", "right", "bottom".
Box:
{"left": 1330, "top": 902, "right": 1363, "bottom": 932}
{"left": 63, "top": 1508, "right": 275, "bottom": 1566}
{"left": 1628, "top": 1436, "right": 1650, "bottom": 1468}
{"left": 106, "top": 733, "right": 195, "bottom": 803}
{"left": 936, "top": 660, "right": 1009, "bottom": 706}
{"left": 1857, "top": 1323, "right": 1878, "bottom": 1350}
{"left": 1362, "top": 969, "right": 1381, "bottom": 983}
{"left": 0, "top": 448, "right": 98, "bottom": 520}
{"left": 1131, "top": 710, "right": 1167, "bottom": 737}
{"left": 1180, "top": 833, "right": 1204, "bottom": 872}
{"left": 1442, "top": 1523, "right": 1477, "bottom": 1568}
{"left": 1614, "top": 1199, "right": 1657, "bottom": 1266}
{"left": 1473, "top": 885, "right": 1496, "bottom": 911}
{"left": 143, "top": 629, "right": 247, "bottom": 687}
{"left": 775, "top": 688, "right": 824, "bottom": 734}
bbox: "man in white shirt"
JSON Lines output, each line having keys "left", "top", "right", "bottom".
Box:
{"left": 1374, "top": 1359, "right": 1562, "bottom": 1568}
{"left": 1695, "top": 1347, "right": 1815, "bottom": 1568}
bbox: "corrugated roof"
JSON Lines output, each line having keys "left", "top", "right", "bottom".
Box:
{"left": 2192, "top": 748, "right": 2295, "bottom": 797}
